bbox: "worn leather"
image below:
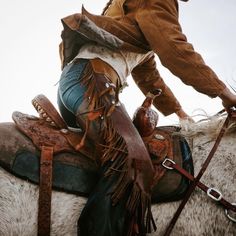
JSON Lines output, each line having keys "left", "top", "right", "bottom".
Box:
{"left": 12, "top": 92, "right": 192, "bottom": 201}
{"left": 10, "top": 94, "right": 192, "bottom": 204}
{"left": 12, "top": 111, "right": 94, "bottom": 160}
{"left": 60, "top": 0, "right": 226, "bottom": 116}
{"left": 8, "top": 87, "right": 195, "bottom": 235}
{"left": 73, "top": 62, "right": 156, "bottom": 234}
{"left": 133, "top": 95, "right": 159, "bottom": 137}
{"left": 91, "top": 58, "right": 120, "bottom": 83}
{"left": 32, "top": 94, "right": 68, "bottom": 129}
{"left": 38, "top": 146, "right": 53, "bottom": 236}
{"left": 0, "top": 119, "right": 192, "bottom": 202}
{"left": 150, "top": 128, "right": 188, "bottom": 200}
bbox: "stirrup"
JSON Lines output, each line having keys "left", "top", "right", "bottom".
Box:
{"left": 32, "top": 94, "right": 68, "bottom": 129}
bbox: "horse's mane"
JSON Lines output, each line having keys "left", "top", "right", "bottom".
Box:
{"left": 178, "top": 112, "right": 236, "bottom": 141}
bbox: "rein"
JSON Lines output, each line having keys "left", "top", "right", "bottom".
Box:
{"left": 163, "top": 109, "right": 235, "bottom": 236}
{"left": 162, "top": 158, "right": 236, "bottom": 213}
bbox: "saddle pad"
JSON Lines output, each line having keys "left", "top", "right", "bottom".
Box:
{"left": 12, "top": 150, "right": 100, "bottom": 196}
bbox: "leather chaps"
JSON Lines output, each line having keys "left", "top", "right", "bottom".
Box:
{"left": 73, "top": 58, "right": 156, "bottom": 236}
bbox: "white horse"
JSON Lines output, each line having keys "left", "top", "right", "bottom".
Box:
{"left": 0, "top": 115, "right": 235, "bottom": 236}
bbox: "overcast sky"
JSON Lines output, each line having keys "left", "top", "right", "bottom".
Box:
{"left": 0, "top": 0, "right": 236, "bottom": 125}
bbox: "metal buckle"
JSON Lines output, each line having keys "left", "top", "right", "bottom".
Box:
{"left": 162, "top": 158, "right": 175, "bottom": 170}
{"left": 230, "top": 107, "right": 236, "bottom": 120}
{"left": 225, "top": 203, "right": 236, "bottom": 223}
{"left": 207, "top": 188, "right": 223, "bottom": 201}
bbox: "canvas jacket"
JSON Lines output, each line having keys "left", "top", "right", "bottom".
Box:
{"left": 59, "top": 0, "right": 226, "bottom": 116}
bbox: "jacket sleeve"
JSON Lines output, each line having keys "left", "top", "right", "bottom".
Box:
{"left": 135, "top": 0, "right": 226, "bottom": 98}
{"left": 132, "top": 53, "right": 182, "bottom": 116}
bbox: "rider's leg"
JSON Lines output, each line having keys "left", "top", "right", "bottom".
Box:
{"left": 57, "top": 58, "right": 88, "bottom": 119}
{"left": 57, "top": 58, "right": 101, "bottom": 142}
{"left": 58, "top": 58, "right": 155, "bottom": 236}
{"left": 57, "top": 93, "right": 77, "bottom": 128}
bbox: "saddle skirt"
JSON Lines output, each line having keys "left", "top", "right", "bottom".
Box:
{"left": 6, "top": 94, "right": 194, "bottom": 202}
{"left": 12, "top": 111, "right": 94, "bottom": 159}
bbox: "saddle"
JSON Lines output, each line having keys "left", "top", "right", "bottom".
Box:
{"left": 6, "top": 94, "right": 194, "bottom": 235}
{"left": 10, "top": 94, "right": 193, "bottom": 202}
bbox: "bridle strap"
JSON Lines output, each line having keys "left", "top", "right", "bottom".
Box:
{"left": 162, "top": 158, "right": 236, "bottom": 212}
{"left": 38, "top": 146, "right": 53, "bottom": 236}
{"left": 163, "top": 113, "right": 231, "bottom": 236}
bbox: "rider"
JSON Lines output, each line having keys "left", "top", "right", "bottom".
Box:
{"left": 57, "top": 0, "right": 236, "bottom": 235}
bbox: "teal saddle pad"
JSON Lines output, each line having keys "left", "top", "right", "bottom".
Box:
{"left": 11, "top": 151, "right": 99, "bottom": 196}
{"left": 7, "top": 136, "right": 193, "bottom": 203}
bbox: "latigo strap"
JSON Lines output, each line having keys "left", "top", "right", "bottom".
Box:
{"left": 38, "top": 146, "right": 53, "bottom": 236}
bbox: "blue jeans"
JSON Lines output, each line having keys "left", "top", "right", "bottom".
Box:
{"left": 57, "top": 59, "right": 88, "bottom": 127}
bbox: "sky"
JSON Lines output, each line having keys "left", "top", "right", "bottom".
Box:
{"left": 0, "top": 0, "right": 236, "bottom": 126}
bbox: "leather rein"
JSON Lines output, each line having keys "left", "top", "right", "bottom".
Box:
{"left": 162, "top": 109, "right": 236, "bottom": 236}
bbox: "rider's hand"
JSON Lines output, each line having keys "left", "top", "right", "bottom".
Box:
{"left": 175, "top": 108, "right": 195, "bottom": 123}
{"left": 219, "top": 87, "right": 236, "bottom": 110}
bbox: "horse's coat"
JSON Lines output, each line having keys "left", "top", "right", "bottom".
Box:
{"left": 0, "top": 117, "right": 235, "bottom": 236}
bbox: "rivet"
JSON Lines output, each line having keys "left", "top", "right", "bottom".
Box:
{"left": 115, "top": 101, "right": 121, "bottom": 107}
{"left": 60, "top": 128, "right": 68, "bottom": 134}
{"left": 154, "top": 134, "right": 165, "bottom": 140}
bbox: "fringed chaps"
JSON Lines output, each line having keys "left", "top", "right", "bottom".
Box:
{"left": 76, "top": 59, "right": 156, "bottom": 236}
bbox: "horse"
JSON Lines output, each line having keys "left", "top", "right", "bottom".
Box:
{"left": 0, "top": 109, "right": 235, "bottom": 236}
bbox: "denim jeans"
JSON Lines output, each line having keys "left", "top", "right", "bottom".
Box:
{"left": 58, "top": 59, "right": 88, "bottom": 114}
{"left": 57, "top": 59, "right": 88, "bottom": 127}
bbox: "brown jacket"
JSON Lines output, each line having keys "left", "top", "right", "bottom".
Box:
{"left": 59, "top": 0, "right": 226, "bottom": 116}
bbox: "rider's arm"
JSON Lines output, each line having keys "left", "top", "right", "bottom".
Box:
{"left": 135, "top": 0, "right": 226, "bottom": 98}
{"left": 131, "top": 53, "right": 183, "bottom": 116}
{"left": 219, "top": 87, "right": 236, "bottom": 109}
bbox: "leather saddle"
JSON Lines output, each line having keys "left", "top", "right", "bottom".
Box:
{"left": 8, "top": 94, "right": 193, "bottom": 202}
